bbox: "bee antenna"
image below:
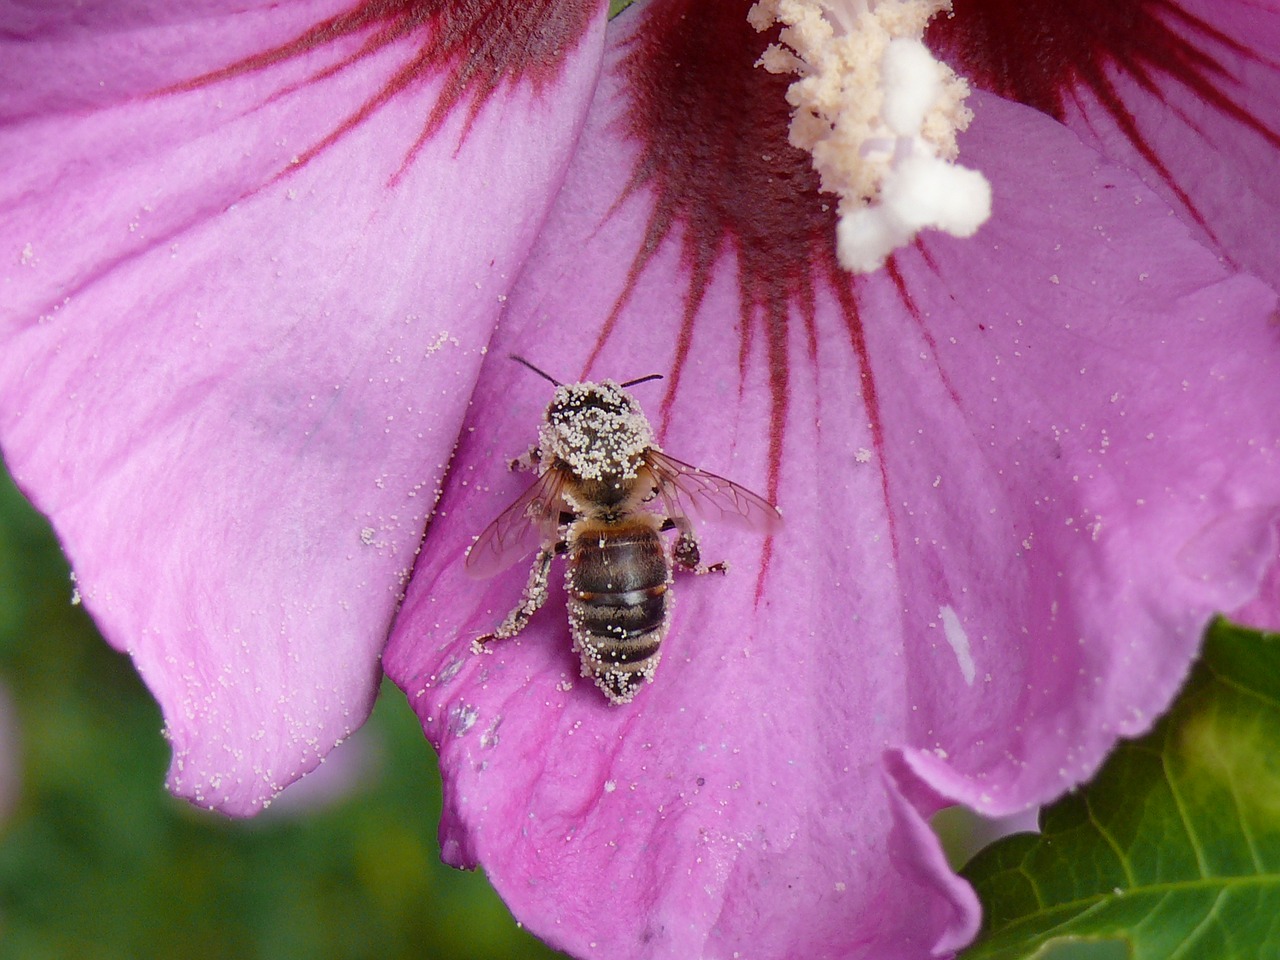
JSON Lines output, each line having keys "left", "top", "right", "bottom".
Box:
{"left": 620, "top": 373, "right": 664, "bottom": 388}
{"left": 509, "top": 355, "right": 562, "bottom": 386}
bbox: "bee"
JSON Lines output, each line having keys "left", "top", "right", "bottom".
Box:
{"left": 465, "top": 355, "right": 782, "bottom": 704}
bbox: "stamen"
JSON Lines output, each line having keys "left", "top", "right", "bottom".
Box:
{"left": 749, "top": 0, "right": 992, "bottom": 273}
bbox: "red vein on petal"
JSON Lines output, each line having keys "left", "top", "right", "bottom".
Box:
{"left": 159, "top": 0, "right": 598, "bottom": 181}
{"left": 886, "top": 257, "right": 963, "bottom": 412}
{"left": 838, "top": 273, "right": 897, "bottom": 562}
{"left": 1067, "top": 48, "right": 1213, "bottom": 241}
{"left": 580, "top": 187, "right": 681, "bottom": 380}
{"left": 664, "top": 258, "right": 715, "bottom": 431}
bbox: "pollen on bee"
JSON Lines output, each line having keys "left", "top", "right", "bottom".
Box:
{"left": 539, "top": 381, "right": 655, "bottom": 482}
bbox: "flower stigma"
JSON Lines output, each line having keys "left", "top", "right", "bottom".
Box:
{"left": 749, "top": 0, "right": 992, "bottom": 272}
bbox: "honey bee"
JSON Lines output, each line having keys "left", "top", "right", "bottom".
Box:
{"left": 466, "top": 355, "right": 782, "bottom": 704}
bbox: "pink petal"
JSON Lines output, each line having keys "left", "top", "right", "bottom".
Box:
{"left": 0, "top": 0, "right": 605, "bottom": 814}
{"left": 262, "top": 721, "right": 384, "bottom": 818}
{"left": 868, "top": 90, "right": 1280, "bottom": 818}
{"left": 1228, "top": 527, "right": 1280, "bottom": 628}
{"left": 932, "top": 0, "right": 1280, "bottom": 292}
{"left": 384, "top": 2, "right": 1280, "bottom": 956}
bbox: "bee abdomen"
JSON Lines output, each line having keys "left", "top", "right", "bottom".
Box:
{"left": 573, "top": 586, "right": 667, "bottom": 640}
{"left": 570, "top": 527, "right": 666, "bottom": 591}
{"left": 567, "top": 526, "right": 671, "bottom": 703}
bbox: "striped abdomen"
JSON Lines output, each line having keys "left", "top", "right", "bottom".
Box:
{"left": 566, "top": 521, "right": 671, "bottom": 704}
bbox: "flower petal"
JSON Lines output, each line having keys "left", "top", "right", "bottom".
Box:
{"left": 868, "top": 92, "right": 1280, "bottom": 819}
{"left": 0, "top": 0, "right": 605, "bottom": 814}
{"left": 386, "top": 1, "right": 1280, "bottom": 956}
{"left": 932, "top": 0, "right": 1280, "bottom": 291}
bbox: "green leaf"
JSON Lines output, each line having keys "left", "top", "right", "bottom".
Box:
{"left": 608, "top": 0, "right": 638, "bottom": 19}
{"left": 960, "top": 620, "right": 1280, "bottom": 960}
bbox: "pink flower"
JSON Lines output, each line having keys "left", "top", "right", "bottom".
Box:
{"left": 1, "top": 0, "right": 605, "bottom": 811}
{"left": 2, "top": 1, "right": 1277, "bottom": 958}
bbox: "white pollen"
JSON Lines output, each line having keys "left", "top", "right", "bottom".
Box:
{"left": 939, "top": 604, "right": 976, "bottom": 686}
{"left": 539, "top": 381, "right": 654, "bottom": 482}
{"left": 750, "top": 0, "right": 991, "bottom": 273}
{"left": 881, "top": 40, "right": 941, "bottom": 137}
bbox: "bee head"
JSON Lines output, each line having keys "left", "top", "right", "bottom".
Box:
{"left": 547, "top": 380, "right": 634, "bottom": 424}
{"left": 540, "top": 381, "right": 656, "bottom": 481}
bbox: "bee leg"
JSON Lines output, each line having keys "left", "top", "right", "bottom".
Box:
{"left": 474, "top": 546, "right": 557, "bottom": 649}
{"left": 669, "top": 523, "right": 728, "bottom": 576}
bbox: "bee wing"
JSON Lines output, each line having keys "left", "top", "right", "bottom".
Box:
{"left": 464, "top": 468, "right": 568, "bottom": 579}
{"left": 644, "top": 449, "right": 782, "bottom": 534}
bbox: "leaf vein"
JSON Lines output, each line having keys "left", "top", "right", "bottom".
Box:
{"left": 1162, "top": 745, "right": 1210, "bottom": 878}
{"left": 1222, "top": 763, "right": 1266, "bottom": 875}
{"left": 976, "top": 875, "right": 1280, "bottom": 945}
{"left": 1084, "top": 791, "right": 1137, "bottom": 887}
{"left": 1164, "top": 887, "right": 1225, "bottom": 960}
{"left": 1208, "top": 670, "right": 1280, "bottom": 713}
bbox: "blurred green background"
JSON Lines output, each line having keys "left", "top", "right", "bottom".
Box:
{"left": 0, "top": 463, "right": 567, "bottom": 960}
